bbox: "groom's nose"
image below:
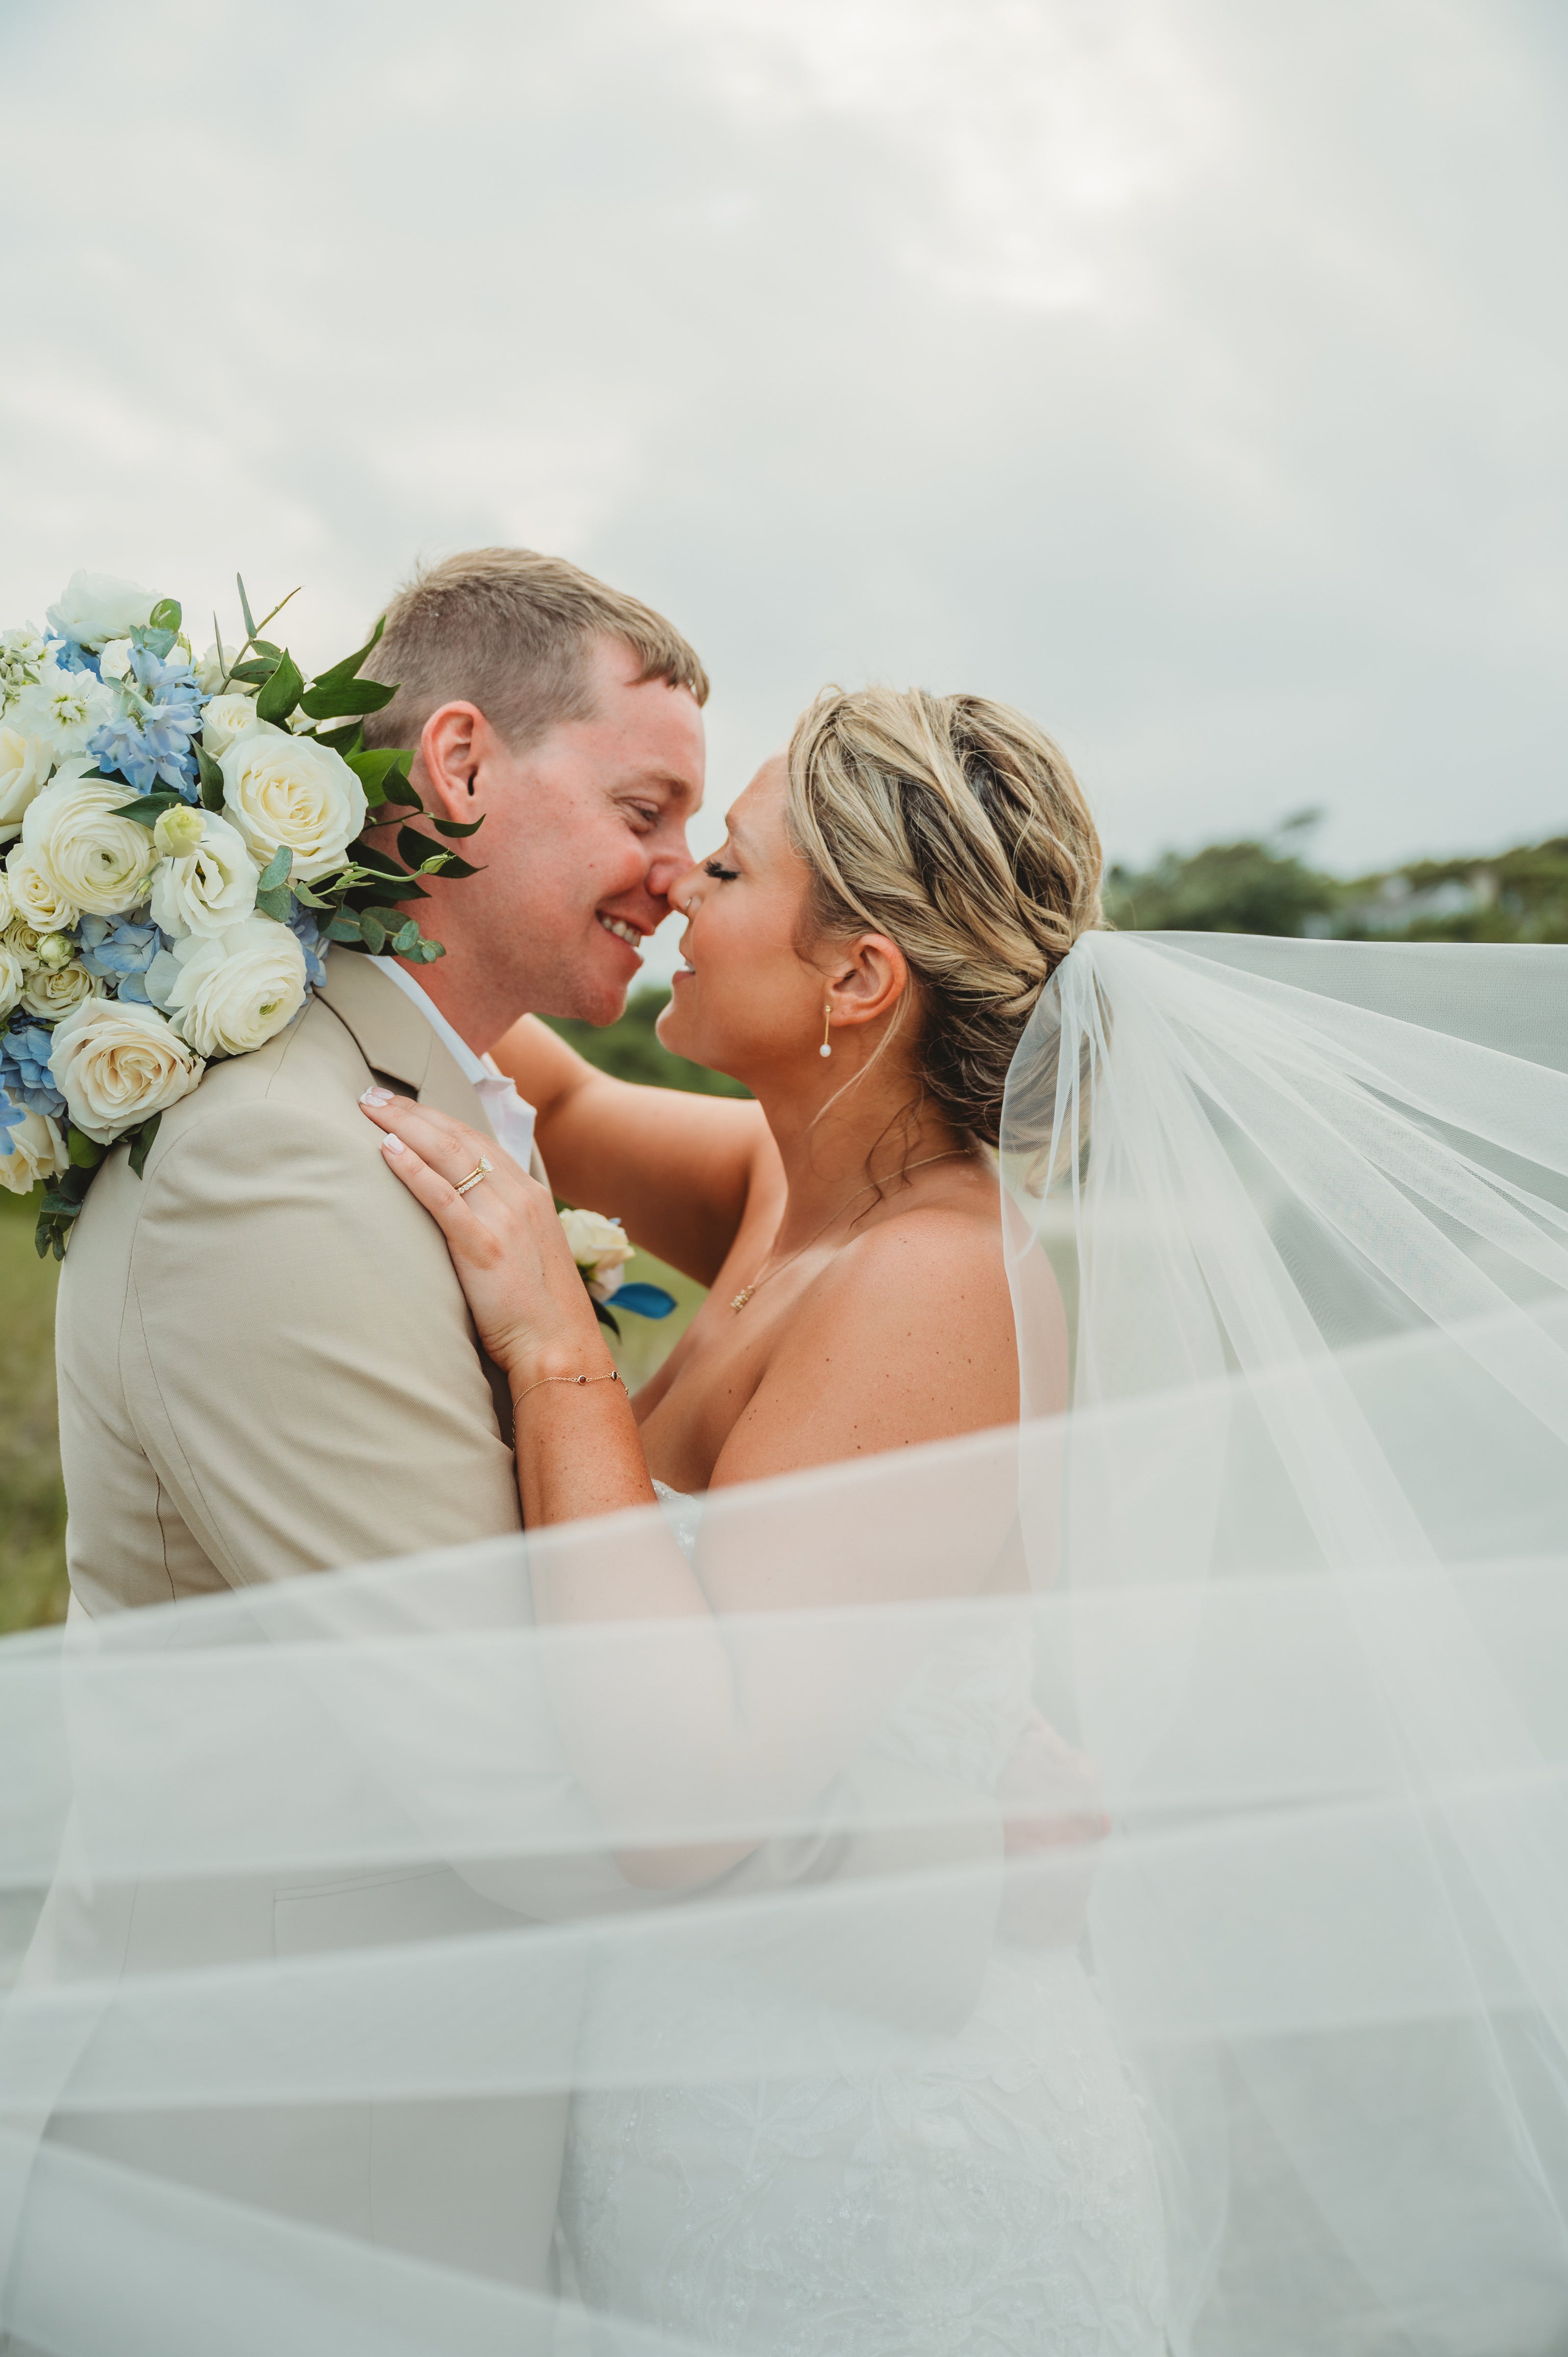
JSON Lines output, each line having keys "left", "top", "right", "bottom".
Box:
{"left": 645, "top": 829, "right": 695, "bottom": 910}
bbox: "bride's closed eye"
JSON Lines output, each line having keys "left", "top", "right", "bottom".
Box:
{"left": 704, "top": 857, "right": 740, "bottom": 882}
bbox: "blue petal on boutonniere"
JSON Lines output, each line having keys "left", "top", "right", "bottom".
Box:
{"left": 612, "top": 1282, "right": 677, "bottom": 1319}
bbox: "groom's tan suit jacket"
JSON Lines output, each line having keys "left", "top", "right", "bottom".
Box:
{"left": 26, "top": 951, "right": 1003, "bottom": 2313}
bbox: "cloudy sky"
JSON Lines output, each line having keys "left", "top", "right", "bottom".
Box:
{"left": 2, "top": 0, "right": 1562, "bottom": 977}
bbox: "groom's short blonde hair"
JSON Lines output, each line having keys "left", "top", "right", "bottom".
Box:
{"left": 360, "top": 547, "right": 710, "bottom": 755}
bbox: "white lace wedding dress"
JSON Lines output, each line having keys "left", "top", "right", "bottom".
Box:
{"left": 556, "top": 1484, "right": 1168, "bottom": 2356}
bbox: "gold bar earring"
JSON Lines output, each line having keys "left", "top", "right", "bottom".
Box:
{"left": 820, "top": 1004, "right": 833, "bottom": 1059}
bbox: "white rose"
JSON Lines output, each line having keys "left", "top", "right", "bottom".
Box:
{"left": 194, "top": 642, "right": 249, "bottom": 698}
{"left": 220, "top": 728, "right": 367, "bottom": 882}
{"left": 20, "top": 959, "right": 103, "bottom": 1022}
{"left": 2, "top": 913, "right": 41, "bottom": 965}
{"left": 148, "top": 813, "right": 260, "bottom": 939}
{"left": 0, "top": 727, "right": 54, "bottom": 841}
{"left": 558, "top": 1206, "right": 636, "bottom": 1300}
{"left": 98, "top": 638, "right": 134, "bottom": 683}
{"left": 200, "top": 694, "right": 276, "bottom": 761}
{"left": 0, "top": 935, "right": 24, "bottom": 1020}
{"left": 0, "top": 1110, "right": 69, "bottom": 1196}
{"left": 49, "top": 998, "right": 204, "bottom": 1145}
{"left": 21, "top": 762, "right": 158, "bottom": 918}
{"left": 149, "top": 916, "right": 308, "bottom": 1060}
{"left": 6, "top": 851, "right": 79, "bottom": 934}
{"left": 0, "top": 868, "right": 12, "bottom": 932}
{"left": 45, "top": 570, "right": 155, "bottom": 652}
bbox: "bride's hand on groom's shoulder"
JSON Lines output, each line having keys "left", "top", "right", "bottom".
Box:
{"left": 358, "top": 1089, "right": 610, "bottom": 1383}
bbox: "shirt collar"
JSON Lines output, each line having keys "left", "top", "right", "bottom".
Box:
{"left": 370, "top": 959, "right": 538, "bottom": 1171}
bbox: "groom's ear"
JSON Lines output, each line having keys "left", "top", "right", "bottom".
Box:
{"left": 419, "top": 702, "right": 490, "bottom": 814}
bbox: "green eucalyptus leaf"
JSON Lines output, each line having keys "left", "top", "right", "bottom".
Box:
{"left": 391, "top": 918, "right": 422, "bottom": 955}
{"left": 113, "top": 792, "right": 182, "bottom": 829}
{"left": 359, "top": 909, "right": 388, "bottom": 954}
{"left": 314, "top": 721, "right": 365, "bottom": 756}
{"left": 308, "top": 614, "right": 386, "bottom": 693}
{"left": 299, "top": 677, "right": 397, "bottom": 721}
{"left": 195, "top": 741, "right": 226, "bottom": 811}
{"left": 257, "top": 844, "right": 293, "bottom": 893}
{"left": 149, "top": 598, "right": 182, "bottom": 634}
{"left": 127, "top": 1112, "right": 162, "bottom": 1180}
{"left": 254, "top": 649, "right": 304, "bottom": 726}
{"left": 324, "top": 913, "right": 364, "bottom": 943}
{"left": 290, "top": 878, "right": 333, "bottom": 909}
{"left": 255, "top": 886, "right": 292, "bottom": 923}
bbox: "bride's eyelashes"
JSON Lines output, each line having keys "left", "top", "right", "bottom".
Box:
{"left": 704, "top": 857, "right": 740, "bottom": 882}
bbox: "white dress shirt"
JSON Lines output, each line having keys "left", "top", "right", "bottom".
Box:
{"left": 372, "top": 958, "right": 539, "bottom": 1173}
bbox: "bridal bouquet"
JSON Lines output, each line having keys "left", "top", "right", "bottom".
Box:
{"left": 0, "top": 570, "right": 482, "bottom": 1257}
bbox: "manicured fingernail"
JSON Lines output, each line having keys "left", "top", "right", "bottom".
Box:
{"left": 383, "top": 1133, "right": 405, "bottom": 1155}
{"left": 361, "top": 1087, "right": 393, "bottom": 1107}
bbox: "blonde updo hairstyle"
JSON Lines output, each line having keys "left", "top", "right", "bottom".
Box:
{"left": 784, "top": 685, "right": 1104, "bottom": 1147}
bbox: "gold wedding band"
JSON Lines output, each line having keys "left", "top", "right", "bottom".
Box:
{"left": 454, "top": 1155, "right": 494, "bottom": 1197}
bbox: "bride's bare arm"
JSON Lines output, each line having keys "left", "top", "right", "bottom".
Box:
{"left": 490, "top": 1014, "right": 775, "bottom": 1286}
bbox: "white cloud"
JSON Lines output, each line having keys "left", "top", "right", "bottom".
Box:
{"left": 0, "top": 0, "right": 1562, "bottom": 989}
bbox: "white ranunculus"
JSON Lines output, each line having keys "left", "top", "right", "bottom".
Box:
{"left": 558, "top": 1206, "right": 636, "bottom": 1300}
{"left": 5, "top": 851, "right": 79, "bottom": 935}
{"left": 49, "top": 998, "right": 204, "bottom": 1145}
{"left": 21, "top": 959, "right": 103, "bottom": 1022}
{"left": 194, "top": 642, "right": 249, "bottom": 698}
{"left": 200, "top": 694, "right": 277, "bottom": 761}
{"left": 149, "top": 916, "right": 308, "bottom": 1060}
{"left": 148, "top": 814, "right": 260, "bottom": 940}
{"left": 0, "top": 727, "right": 54, "bottom": 842}
{"left": 220, "top": 728, "right": 367, "bottom": 883}
{"left": 0, "top": 1110, "right": 69, "bottom": 1196}
{"left": 45, "top": 570, "right": 155, "bottom": 653}
{"left": 21, "top": 763, "right": 158, "bottom": 918}
{"left": 98, "top": 639, "right": 134, "bottom": 683}
{"left": 0, "top": 935, "right": 24, "bottom": 1020}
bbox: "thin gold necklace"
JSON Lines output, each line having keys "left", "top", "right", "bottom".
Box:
{"left": 730, "top": 1151, "right": 970, "bottom": 1311}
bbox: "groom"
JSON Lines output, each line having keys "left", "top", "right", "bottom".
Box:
{"left": 33, "top": 548, "right": 1014, "bottom": 2308}
{"left": 59, "top": 546, "right": 709, "bottom": 1605}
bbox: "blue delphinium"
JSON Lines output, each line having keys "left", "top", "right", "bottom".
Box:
{"left": 287, "top": 902, "right": 328, "bottom": 990}
{"left": 48, "top": 637, "right": 101, "bottom": 678}
{"left": 0, "top": 1018, "right": 68, "bottom": 1128}
{"left": 87, "top": 644, "right": 203, "bottom": 796}
{"left": 77, "top": 913, "right": 163, "bottom": 1003}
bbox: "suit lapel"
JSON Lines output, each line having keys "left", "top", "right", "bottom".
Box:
{"left": 315, "top": 949, "right": 498, "bottom": 1145}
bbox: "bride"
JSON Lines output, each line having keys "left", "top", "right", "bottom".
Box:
{"left": 359, "top": 684, "right": 1168, "bottom": 2352}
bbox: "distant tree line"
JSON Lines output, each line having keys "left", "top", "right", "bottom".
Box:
{"left": 1104, "top": 813, "right": 1568, "bottom": 944}
{"left": 555, "top": 817, "right": 1568, "bottom": 1091}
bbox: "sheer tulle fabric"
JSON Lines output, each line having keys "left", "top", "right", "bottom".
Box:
{"left": 0, "top": 931, "right": 1565, "bottom": 2355}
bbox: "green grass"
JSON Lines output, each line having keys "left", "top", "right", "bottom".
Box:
{"left": 0, "top": 1187, "right": 68, "bottom": 1635}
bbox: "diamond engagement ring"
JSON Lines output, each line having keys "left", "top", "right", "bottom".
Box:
{"left": 454, "top": 1156, "right": 494, "bottom": 1196}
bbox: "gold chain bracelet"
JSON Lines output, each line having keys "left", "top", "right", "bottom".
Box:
{"left": 513, "top": 1369, "right": 625, "bottom": 1408}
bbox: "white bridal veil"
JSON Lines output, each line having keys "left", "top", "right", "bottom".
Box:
{"left": 2, "top": 929, "right": 1567, "bottom": 2356}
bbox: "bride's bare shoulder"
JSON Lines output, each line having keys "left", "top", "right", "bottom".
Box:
{"left": 710, "top": 1193, "right": 1020, "bottom": 1486}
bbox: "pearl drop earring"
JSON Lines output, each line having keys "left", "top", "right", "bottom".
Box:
{"left": 820, "top": 1004, "right": 833, "bottom": 1059}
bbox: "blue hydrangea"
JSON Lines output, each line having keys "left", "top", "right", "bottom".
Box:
{"left": 287, "top": 902, "right": 327, "bottom": 990}
{"left": 0, "top": 1019, "right": 67, "bottom": 1125}
{"left": 77, "top": 913, "right": 163, "bottom": 1002}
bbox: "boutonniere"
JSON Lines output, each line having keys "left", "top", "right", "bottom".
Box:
{"left": 558, "top": 1206, "right": 675, "bottom": 1337}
